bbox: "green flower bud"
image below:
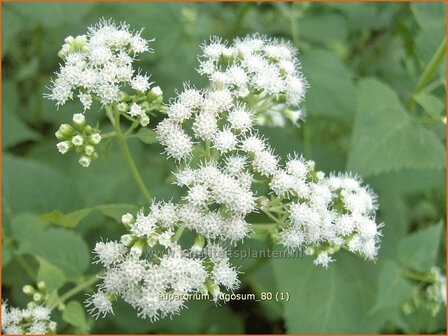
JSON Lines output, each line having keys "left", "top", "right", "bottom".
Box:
{"left": 55, "top": 124, "right": 74, "bottom": 140}
{"left": 71, "top": 134, "right": 84, "bottom": 147}
{"left": 89, "top": 133, "right": 102, "bottom": 145}
{"left": 72, "top": 113, "right": 86, "bottom": 126}
{"left": 23, "top": 285, "right": 35, "bottom": 295}
{"left": 140, "top": 115, "right": 150, "bottom": 127}
{"left": 79, "top": 155, "right": 91, "bottom": 168}
{"left": 56, "top": 141, "right": 72, "bottom": 154}
{"left": 121, "top": 213, "right": 135, "bottom": 226}
{"left": 117, "top": 102, "right": 129, "bottom": 112}
{"left": 84, "top": 145, "right": 95, "bottom": 156}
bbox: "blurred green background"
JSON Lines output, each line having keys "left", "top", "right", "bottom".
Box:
{"left": 2, "top": 2, "right": 446, "bottom": 334}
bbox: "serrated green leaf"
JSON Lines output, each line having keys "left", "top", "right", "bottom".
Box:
{"left": 133, "top": 128, "right": 158, "bottom": 144}
{"left": 347, "top": 79, "right": 445, "bottom": 176}
{"left": 370, "top": 260, "right": 413, "bottom": 313}
{"left": 19, "top": 227, "right": 90, "bottom": 277}
{"left": 272, "top": 251, "right": 387, "bottom": 333}
{"left": 302, "top": 49, "right": 355, "bottom": 120}
{"left": 39, "top": 203, "right": 139, "bottom": 228}
{"left": 62, "top": 300, "right": 90, "bottom": 331}
{"left": 398, "top": 222, "right": 443, "bottom": 273}
{"left": 36, "top": 257, "right": 66, "bottom": 291}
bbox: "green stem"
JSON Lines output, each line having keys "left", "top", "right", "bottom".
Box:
{"left": 173, "top": 225, "right": 185, "bottom": 242}
{"left": 111, "top": 109, "right": 152, "bottom": 203}
{"left": 407, "top": 37, "right": 446, "bottom": 112}
{"left": 50, "top": 274, "right": 100, "bottom": 309}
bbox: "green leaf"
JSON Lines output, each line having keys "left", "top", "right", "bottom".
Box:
{"left": 297, "top": 13, "right": 348, "bottom": 47}
{"left": 272, "top": 251, "right": 386, "bottom": 333}
{"left": 302, "top": 49, "right": 355, "bottom": 120}
{"left": 134, "top": 128, "right": 158, "bottom": 144}
{"left": 411, "top": 2, "right": 445, "bottom": 29}
{"left": 2, "top": 246, "right": 12, "bottom": 267}
{"left": 2, "top": 81, "right": 41, "bottom": 149}
{"left": 347, "top": 79, "right": 445, "bottom": 176}
{"left": 62, "top": 300, "right": 90, "bottom": 332}
{"left": 370, "top": 260, "right": 413, "bottom": 313}
{"left": 398, "top": 222, "right": 443, "bottom": 273}
{"left": 39, "top": 204, "right": 139, "bottom": 228}
{"left": 19, "top": 227, "right": 90, "bottom": 278}
{"left": 36, "top": 257, "right": 66, "bottom": 291}
{"left": 3, "top": 154, "right": 84, "bottom": 215}
{"left": 11, "top": 214, "right": 49, "bottom": 254}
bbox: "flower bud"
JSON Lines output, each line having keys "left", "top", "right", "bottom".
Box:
{"left": 23, "top": 285, "right": 35, "bottom": 295}
{"left": 130, "top": 239, "right": 147, "bottom": 257}
{"left": 191, "top": 235, "right": 205, "bottom": 252}
{"left": 79, "top": 155, "right": 91, "bottom": 167}
{"left": 117, "top": 102, "right": 128, "bottom": 112}
{"left": 71, "top": 134, "right": 84, "bottom": 146}
{"left": 33, "top": 293, "right": 42, "bottom": 302}
{"left": 121, "top": 213, "right": 134, "bottom": 226}
{"left": 55, "top": 124, "right": 74, "bottom": 140}
{"left": 140, "top": 115, "right": 150, "bottom": 127}
{"left": 84, "top": 145, "right": 95, "bottom": 156}
{"left": 48, "top": 321, "right": 58, "bottom": 332}
{"left": 73, "top": 113, "right": 86, "bottom": 126}
{"left": 56, "top": 141, "right": 71, "bottom": 154}
{"left": 149, "top": 86, "right": 163, "bottom": 97}
{"left": 121, "top": 234, "right": 136, "bottom": 247}
{"left": 89, "top": 133, "right": 102, "bottom": 145}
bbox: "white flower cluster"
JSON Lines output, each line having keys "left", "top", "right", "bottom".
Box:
{"left": 270, "top": 160, "right": 382, "bottom": 268}
{"left": 46, "top": 19, "right": 152, "bottom": 110}
{"left": 87, "top": 207, "right": 241, "bottom": 321}
{"left": 197, "top": 35, "right": 307, "bottom": 126}
{"left": 1, "top": 302, "right": 56, "bottom": 335}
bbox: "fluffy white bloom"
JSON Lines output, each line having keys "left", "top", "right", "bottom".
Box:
{"left": 313, "top": 252, "right": 334, "bottom": 268}
{"left": 212, "top": 261, "right": 240, "bottom": 291}
{"left": 251, "top": 150, "right": 278, "bottom": 176}
{"left": 93, "top": 241, "right": 126, "bottom": 267}
{"left": 46, "top": 19, "right": 153, "bottom": 109}
{"left": 213, "top": 128, "right": 237, "bottom": 153}
{"left": 85, "top": 291, "right": 114, "bottom": 319}
{"left": 1, "top": 302, "right": 55, "bottom": 335}
{"left": 128, "top": 103, "right": 144, "bottom": 117}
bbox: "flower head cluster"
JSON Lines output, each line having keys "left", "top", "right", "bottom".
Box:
{"left": 198, "top": 35, "right": 308, "bottom": 126}
{"left": 46, "top": 19, "right": 153, "bottom": 110}
{"left": 55, "top": 113, "right": 101, "bottom": 167}
{"left": 1, "top": 302, "right": 56, "bottom": 335}
{"left": 88, "top": 206, "right": 242, "bottom": 321}
{"left": 270, "top": 160, "right": 382, "bottom": 267}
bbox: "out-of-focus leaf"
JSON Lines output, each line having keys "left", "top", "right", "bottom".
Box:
{"left": 398, "top": 222, "right": 443, "bottom": 273}
{"left": 63, "top": 301, "right": 90, "bottom": 332}
{"left": 370, "top": 260, "right": 413, "bottom": 313}
{"left": 37, "top": 257, "right": 67, "bottom": 291}
{"left": 2, "top": 246, "right": 12, "bottom": 267}
{"left": 272, "top": 251, "right": 387, "bottom": 333}
{"left": 297, "top": 13, "right": 348, "bottom": 47}
{"left": 347, "top": 79, "right": 445, "bottom": 176}
{"left": 39, "top": 204, "right": 139, "bottom": 228}
{"left": 19, "top": 226, "right": 90, "bottom": 278}
{"left": 133, "top": 128, "right": 158, "bottom": 144}
{"left": 3, "top": 154, "right": 84, "bottom": 215}
{"left": 411, "top": 2, "right": 445, "bottom": 29}
{"left": 302, "top": 49, "right": 355, "bottom": 120}
{"left": 6, "top": 2, "right": 95, "bottom": 28}
{"left": 2, "top": 81, "right": 41, "bottom": 149}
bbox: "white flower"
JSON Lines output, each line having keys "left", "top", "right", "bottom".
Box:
{"left": 89, "top": 133, "right": 102, "bottom": 145}
{"left": 213, "top": 128, "right": 237, "bottom": 153}
{"left": 313, "top": 252, "right": 334, "bottom": 268}
{"left": 94, "top": 241, "right": 126, "bottom": 267}
{"left": 185, "top": 184, "right": 209, "bottom": 207}
{"left": 251, "top": 150, "right": 278, "bottom": 177}
{"left": 212, "top": 261, "right": 240, "bottom": 291}
{"left": 131, "top": 73, "right": 152, "bottom": 92}
{"left": 79, "top": 155, "right": 91, "bottom": 167}
{"left": 85, "top": 291, "right": 114, "bottom": 319}
{"left": 228, "top": 105, "right": 253, "bottom": 132}
{"left": 46, "top": 19, "right": 153, "bottom": 109}
{"left": 128, "top": 103, "right": 144, "bottom": 117}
